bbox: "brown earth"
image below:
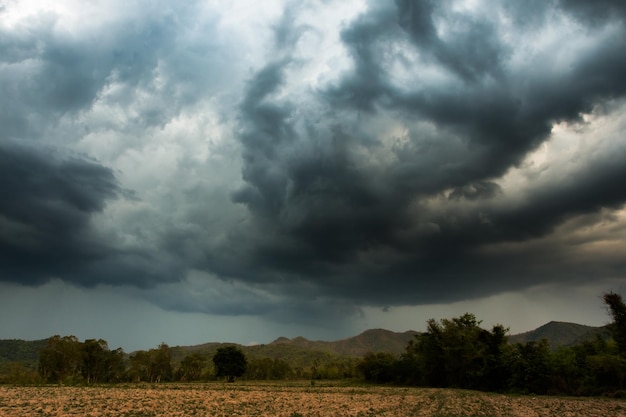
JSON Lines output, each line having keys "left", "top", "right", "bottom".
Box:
{"left": 0, "top": 382, "right": 624, "bottom": 417}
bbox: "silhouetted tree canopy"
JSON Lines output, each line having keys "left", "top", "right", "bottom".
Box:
{"left": 212, "top": 346, "right": 247, "bottom": 382}
{"left": 604, "top": 292, "right": 626, "bottom": 356}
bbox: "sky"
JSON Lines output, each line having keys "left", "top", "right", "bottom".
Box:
{"left": 1, "top": 0, "right": 626, "bottom": 352}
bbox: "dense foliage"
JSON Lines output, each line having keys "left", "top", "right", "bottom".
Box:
{"left": 128, "top": 343, "right": 173, "bottom": 383}
{"left": 357, "top": 293, "right": 626, "bottom": 396}
{"left": 38, "top": 336, "right": 125, "bottom": 384}
{"left": 212, "top": 346, "right": 248, "bottom": 382}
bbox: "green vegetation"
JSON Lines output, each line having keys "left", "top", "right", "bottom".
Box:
{"left": 38, "top": 336, "right": 125, "bottom": 384}
{"left": 0, "top": 339, "right": 47, "bottom": 384}
{"left": 128, "top": 343, "right": 173, "bottom": 383}
{"left": 1, "top": 291, "right": 626, "bottom": 398}
{"left": 357, "top": 292, "right": 626, "bottom": 396}
{"left": 508, "top": 321, "right": 610, "bottom": 349}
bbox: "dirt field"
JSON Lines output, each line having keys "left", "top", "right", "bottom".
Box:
{"left": 1, "top": 382, "right": 625, "bottom": 417}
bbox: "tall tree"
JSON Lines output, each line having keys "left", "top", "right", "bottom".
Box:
{"left": 128, "top": 344, "right": 173, "bottom": 383}
{"left": 129, "top": 350, "right": 152, "bottom": 382}
{"left": 151, "top": 343, "right": 173, "bottom": 383}
{"left": 357, "top": 352, "right": 397, "bottom": 383}
{"left": 81, "top": 339, "right": 109, "bottom": 384}
{"left": 507, "top": 339, "right": 553, "bottom": 394}
{"left": 81, "top": 339, "right": 125, "bottom": 383}
{"left": 38, "top": 335, "right": 82, "bottom": 384}
{"left": 105, "top": 347, "right": 126, "bottom": 383}
{"left": 178, "top": 353, "right": 206, "bottom": 381}
{"left": 406, "top": 313, "right": 509, "bottom": 390}
{"left": 604, "top": 292, "right": 626, "bottom": 356}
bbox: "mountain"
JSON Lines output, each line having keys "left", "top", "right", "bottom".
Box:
{"left": 0, "top": 322, "right": 612, "bottom": 371}
{"left": 171, "top": 329, "right": 418, "bottom": 368}
{"left": 508, "top": 321, "right": 610, "bottom": 350}
{"left": 267, "top": 329, "right": 418, "bottom": 357}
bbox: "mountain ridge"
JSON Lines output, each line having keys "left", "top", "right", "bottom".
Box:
{"left": 0, "top": 321, "right": 610, "bottom": 368}
{"left": 265, "top": 328, "right": 419, "bottom": 357}
{"left": 508, "top": 321, "right": 610, "bottom": 349}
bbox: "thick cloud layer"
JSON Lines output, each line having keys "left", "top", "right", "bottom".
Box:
{"left": 0, "top": 142, "right": 119, "bottom": 284}
{"left": 1, "top": 0, "right": 626, "bottom": 328}
{"left": 214, "top": 0, "right": 626, "bottom": 306}
{"left": 0, "top": 141, "right": 184, "bottom": 287}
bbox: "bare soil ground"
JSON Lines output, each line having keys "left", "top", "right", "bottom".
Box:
{"left": 1, "top": 382, "right": 624, "bottom": 417}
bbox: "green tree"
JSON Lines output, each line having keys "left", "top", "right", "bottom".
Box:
{"left": 0, "top": 361, "right": 40, "bottom": 384}
{"left": 245, "top": 357, "right": 292, "bottom": 380}
{"left": 105, "top": 347, "right": 126, "bottom": 383}
{"left": 178, "top": 353, "right": 206, "bottom": 381}
{"left": 128, "top": 343, "right": 173, "bottom": 383}
{"left": 587, "top": 353, "right": 626, "bottom": 392}
{"left": 357, "top": 352, "right": 397, "bottom": 383}
{"left": 152, "top": 343, "right": 173, "bottom": 382}
{"left": 604, "top": 292, "right": 626, "bottom": 356}
{"left": 507, "top": 339, "right": 553, "bottom": 394}
{"left": 480, "top": 323, "right": 510, "bottom": 391}
{"left": 81, "top": 339, "right": 109, "bottom": 384}
{"left": 81, "top": 339, "right": 126, "bottom": 384}
{"left": 550, "top": 346, "right": 584, "bottom": 395}
{"left": 406, "top": 313, "right": 509, "bottom": 390}
{"left": 212, "top": 346, "right": 247, "bottom": 382}
{"left": 129, "top": 350, "right": 152, "bottom": 382}
{"left": 38, "top": 335, "right": 83, "bottom": 384}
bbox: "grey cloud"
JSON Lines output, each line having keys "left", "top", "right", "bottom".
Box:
{"left": 561, "top": 0, "right": 626, "bottom": 24}
{"left": 0, "top": 141, "right": 118, "bottom": 284}
{"left": 0, "top": 140, "right": 184, "bottom": 287}
{"left": 449, "top": 182, "right": 502, "bottom": 201}
{"left": 396, "top": 0, "right": 506, "bottom": 82}
{"left": 490, "top": 152, "right": 626, "bottom": 242}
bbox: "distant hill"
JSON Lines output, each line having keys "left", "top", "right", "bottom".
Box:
{"left": 267, "top": 329, "right": 418, "bottom": 357}
{"left": 171, "top": 329, "right": 418, "bottom": 368}
{"left": 0, "top": 322, "right": 614, "bottom": 372}
{"left": 508, "top": 321, "right": 610, "bottom": 350}
{"left": 171, "top": 342, "right": 341, "bottom": 369}
{"left": 0, "top": 339, "right": 48, "bottom": 363}
{"left": 0, "top": 338, "right": 48, "bottom": 371}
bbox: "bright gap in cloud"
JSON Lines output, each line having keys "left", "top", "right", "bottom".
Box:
{"left": 498, "top": 99, "right": 626, "bottom": 199}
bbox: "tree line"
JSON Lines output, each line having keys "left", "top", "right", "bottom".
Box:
{"left": 21, "top": 338, "right": 355, "bottom": 385}
{"left": 35, "top": 339, "right": 254, "bottom": 385}
{"left": 1, "top": 291, "right": 625, "bottom": 396}
{"left": 358, "top": 292, "right": 626, "bottom": 396}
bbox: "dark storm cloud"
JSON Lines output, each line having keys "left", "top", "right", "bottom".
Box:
{"left": 0, "top": 141, "right": 182, "bottom": 287}
{"left": 448, "top": 182, "right": 502, "bottom": 201}
{"left": 2, "top": 0, "right": 626, "bottom": 325}
{"left": 0, "top": 141, "right": 112, "bottom": 283}
{"left": 561, "top": 0, "right": 626, "bottom": 24}
{"left": 209, "top": 0, "right": 626, "bottom": 312}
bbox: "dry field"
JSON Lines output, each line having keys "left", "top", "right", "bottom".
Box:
{"left": 1, "top": 382, "right": 625, "bottom": 417}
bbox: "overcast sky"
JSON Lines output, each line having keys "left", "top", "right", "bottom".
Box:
{"left": 1, "top": 0, "right": 625, "bottom": 351}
